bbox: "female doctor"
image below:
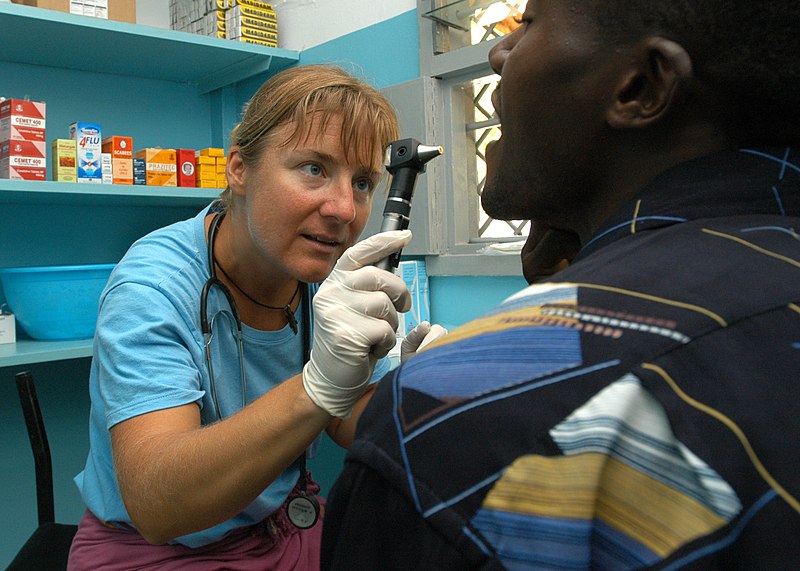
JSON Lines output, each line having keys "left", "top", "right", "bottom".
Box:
{"left": 68, "top": 64, "right": 441, "bottom": 570}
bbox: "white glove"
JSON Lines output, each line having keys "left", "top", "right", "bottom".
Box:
{"left": 401, "top": 322, "right": 448, "bottom": 362}
{"left": 303, "top": 230, "right": 412, "bottom": 418}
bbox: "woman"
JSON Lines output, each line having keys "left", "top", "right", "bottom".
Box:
{"left": 68, "top": 64, "right": 438, "bottom": 569}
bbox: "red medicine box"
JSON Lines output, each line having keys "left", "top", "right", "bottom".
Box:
{"left": 176, "top": 148, "right": 196, "bottom": 187}
{"left": 0, "top": 98, "right": 46, "bottom": 142}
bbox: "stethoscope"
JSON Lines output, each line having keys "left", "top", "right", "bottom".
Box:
{"left": 200, "top": 209, "right": 320, "bottom": 530}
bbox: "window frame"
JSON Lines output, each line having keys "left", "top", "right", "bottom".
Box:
{"left": 414, "top": 1, "right": 523, "bottom": 276}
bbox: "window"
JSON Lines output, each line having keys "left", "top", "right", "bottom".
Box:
{"left": 419, "top": 1, "right": 529, "bottom": 274}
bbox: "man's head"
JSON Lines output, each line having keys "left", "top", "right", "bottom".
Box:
{"left": 482, "top": 0, "right": 800, "bottom": 242}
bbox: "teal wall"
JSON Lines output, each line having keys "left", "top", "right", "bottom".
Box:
{"left": 1, "top": 8, "right": 527, "bottom": 566}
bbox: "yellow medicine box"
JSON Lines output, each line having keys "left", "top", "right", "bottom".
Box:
{"left": 51, "top": 138, "right": 77, "bottom": 182}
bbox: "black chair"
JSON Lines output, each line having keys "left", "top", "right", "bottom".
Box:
{"left": 7, "top": 371, "right": 79, "bottom": 571}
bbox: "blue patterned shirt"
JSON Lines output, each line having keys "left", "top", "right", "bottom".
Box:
{"left": 322, "top": 148, "right": 800, "bottom": 570}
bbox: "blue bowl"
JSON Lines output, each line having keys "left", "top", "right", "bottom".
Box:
{"left": 0, "top": 263, "right": 115, "bottom": 340}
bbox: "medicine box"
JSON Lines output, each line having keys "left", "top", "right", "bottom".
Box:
{"left": 0, "top": 139, "right": 47, "bottom": 180}
{"left": 69, "top": 122, "right": 103, "bottom": 183}
{"left": 135, "top": 148, "right": 177, "bottom": 186}
{"left": 51, "top": 138, "right": 77, "bottom": 182}
{"left": 101, "top": 152, "right": 113, "bottom": 184}
{"left": 176, "top": 148, "right": 196, "bottom": 187}
{"left": 0, "top": 98, "right": 46, "bottom": 142}
{"left": 133, "top": 157, "right": 146, "bottom": 185}
{"left": 102, "top": 136, "right": 133, "bottom": 185}
{"left": 397, "top": 260, "right": 431, "bottom": 337}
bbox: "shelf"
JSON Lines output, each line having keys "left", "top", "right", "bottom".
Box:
{"left": 0, "top": 338, "right": 92, "bottom": 368}
{"left": 1, "top": 179, "right": 221, "bottom": 207}
{"left": 0, "top": 3, "right": 299, "bottom": 94}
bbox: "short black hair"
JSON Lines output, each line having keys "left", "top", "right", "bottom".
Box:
{"left": 589, "top": 1, "right": 800, "bottom": 144}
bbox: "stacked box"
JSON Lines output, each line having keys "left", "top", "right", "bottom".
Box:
{"left": 135, "top": 148, "right": 177, "bottom": 186}
{"left": 216, "top": 155, "right": 227, "bottom": 188}
{"left": 0, "top": 98, "right": 46, "bottom": 142}
{"left": 170, "top": 0, "right": 276, "bottom": 44}
{"left": 176, "top": 148, "right": 196, "bottom": 187}
{"left": 170, "top": 0, "right": 226, "bottom": 38}
{"left": 226, "top": 2, "right": 277, "bottom": 46}
{"left": 0, "top": 98, "right": 47, "bottom": 180}
{"left": 1, "top": 139, "right": 47, "bottom": 181}
{"left": 51, "top": 138, "right": 77, "bottom": 182}
{"left": 69, "top": 122, "right": 103, "bottom": 183}
{"left": 195, "top": 147, "right": 227, "bottom": 188}
{"left": 102, "top": 136, "right": 134, "bottom": 185}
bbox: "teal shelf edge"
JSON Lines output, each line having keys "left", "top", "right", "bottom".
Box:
{"left": 0, "top": 338, "right": 93, "bottom": 368}
{"left": 0, "top": 3, "right": 299, "bottom": 92}
{"left": 1, "top": 179, "right": 221, "bottom": 207}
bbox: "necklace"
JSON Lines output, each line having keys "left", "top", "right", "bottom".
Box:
{"left": 215, "top": 260, "right": 301, "bottom": 335}
{"left": 210, "top": 214, "right": 301, "bottom": 334}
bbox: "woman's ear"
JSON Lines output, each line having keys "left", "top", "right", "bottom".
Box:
{"left": 606, "top": 37, "right": 693, "bottom": 129}
{"left": 226, "top": 145, "right": 247, "bottom": 196}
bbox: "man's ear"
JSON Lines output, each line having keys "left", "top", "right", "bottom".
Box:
{"left": 226, "top": 145, "right": 247, "bottom": 196}
{"left": 606, "top": 37, "right": 692, "bottom": 128}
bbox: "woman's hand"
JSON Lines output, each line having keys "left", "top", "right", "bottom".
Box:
{"left": 303, "top": 230, "right": 412, "bottom": 418}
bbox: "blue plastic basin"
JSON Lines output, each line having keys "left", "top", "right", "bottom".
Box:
{"left": 0, "top": 263, "right": 115, "bottom": 340}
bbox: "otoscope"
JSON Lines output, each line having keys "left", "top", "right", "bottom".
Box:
{"left": 375, "top": 138, "right": 444, "bottom": 271}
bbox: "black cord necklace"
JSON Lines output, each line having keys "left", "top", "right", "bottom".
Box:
{"left": 212, "top": 214, "right": 301, "bottom": 334}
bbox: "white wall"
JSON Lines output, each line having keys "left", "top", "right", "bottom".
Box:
{"left": 134, "top": 0, "right": 416, "bottom": 50}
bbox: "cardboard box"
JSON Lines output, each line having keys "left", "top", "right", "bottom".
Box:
{"left": 176, "top": 148, "right": 195, "bottom": 187}
{"left": 0, "top": 139, "right": 47, "bottom": 180}
{"left": 135, "top": 148, "right": 177, "bottom": 186}
{"left": 11, "top": 0, "right": 136, "bottom": 23}
{"left": 133, "top": 157, "right": 146, "bottom": 185}
{"left": 69, "top": 121, "right": 103, "bottom": 183}
{"left": 51, "top": 138, "right": 77, "bottom": 182}
{"left": 0, "top": 98, "right": 46, "bottom": 142}
{"left": 102, "top": 135, "right": 133, "bottom": 184}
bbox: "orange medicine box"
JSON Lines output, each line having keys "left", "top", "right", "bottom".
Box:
{"left": 176, "top": 149, "right": 195, "bottom": 187}
{"left": 102, "top": 136, "right": 133, "bottom": 185}
{"left": 135, "top": 148, "right": 177, "bottom": 186}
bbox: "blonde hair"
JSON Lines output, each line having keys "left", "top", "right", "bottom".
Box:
{"left": 220, "top": 64, "right": 400, "bottom": 208}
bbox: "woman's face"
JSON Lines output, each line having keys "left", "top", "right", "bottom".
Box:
{"left": 236, "top": 113, "right": 383, "bottom": 284}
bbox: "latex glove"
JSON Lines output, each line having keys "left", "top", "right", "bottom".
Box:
{"left": 401, "top": 321, "right": 448, "bottom": 362}
{"left": 303, "top": 230, "right": 413, "bottom": 418}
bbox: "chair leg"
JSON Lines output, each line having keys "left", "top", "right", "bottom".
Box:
{"left": 16, "top": 371, "right": 56, "bottom": 526}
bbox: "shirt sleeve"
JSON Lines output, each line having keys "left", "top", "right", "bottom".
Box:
{"left": 95, "top": 281, "right": 205, "bottom": 429}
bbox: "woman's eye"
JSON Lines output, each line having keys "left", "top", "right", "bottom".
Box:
{"left": 301, "top": 163, "right": 323, "bottom": 177}
{"left": 353, "top": 179, "right": 374, "bottom": 194}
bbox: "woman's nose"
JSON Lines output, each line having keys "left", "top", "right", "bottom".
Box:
{"left": 320, "top": 179, "right": 357, "bottom": 223}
